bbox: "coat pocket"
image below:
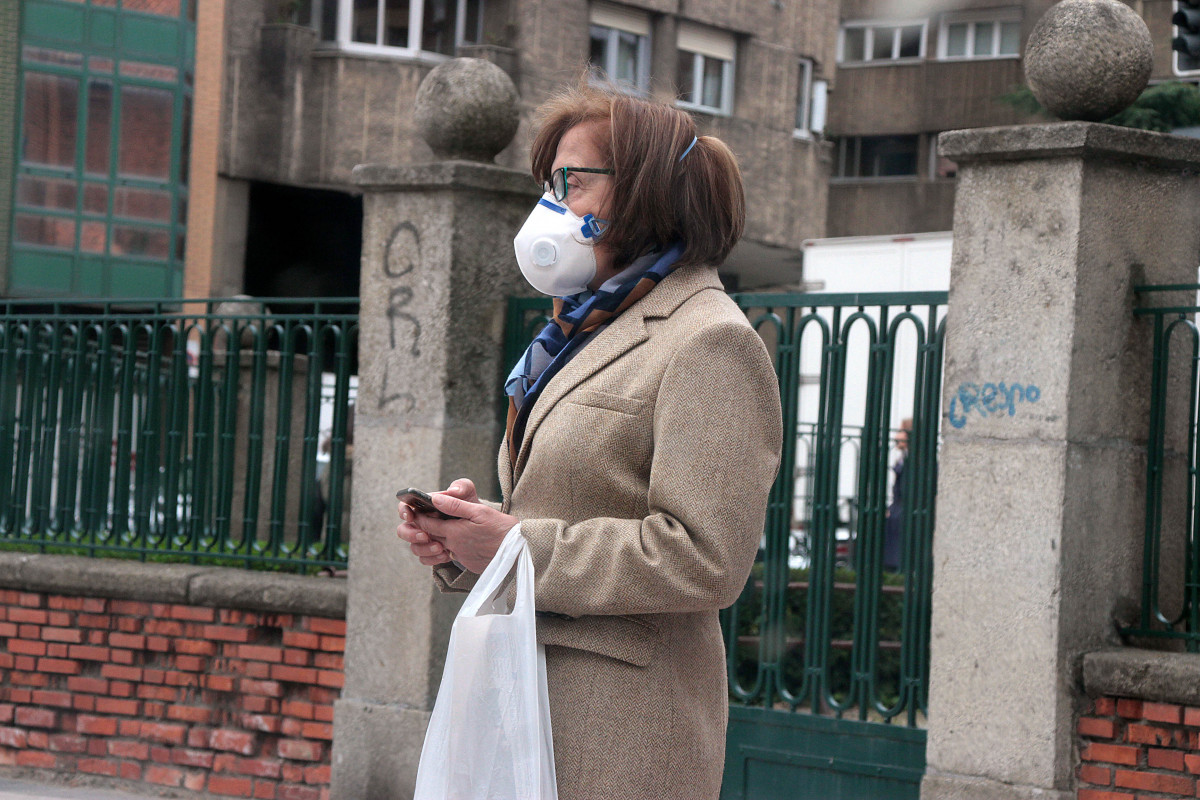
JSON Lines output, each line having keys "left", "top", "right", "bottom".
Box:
{"left": 566, "top": 389, "right": 646, "bottom": 416}
{"left": 536, "top": 613, "right": 660, "bottom": 668}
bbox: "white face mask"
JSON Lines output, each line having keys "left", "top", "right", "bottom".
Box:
{"left": 513, "top": 193, "right": 608, "bottom": 297}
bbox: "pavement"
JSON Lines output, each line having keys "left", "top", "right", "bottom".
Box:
{"left": 0, "top": 778, "right": 166, "bottom": 800}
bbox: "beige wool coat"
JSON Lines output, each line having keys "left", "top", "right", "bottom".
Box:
{"left": 434, "top": 265, "right": 783, "bottom": 800}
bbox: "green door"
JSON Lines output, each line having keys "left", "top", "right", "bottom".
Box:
{"left": 9, "top": 0, "right": 194, "bottom": 298}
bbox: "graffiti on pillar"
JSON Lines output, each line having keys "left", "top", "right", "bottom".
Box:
{"left": 384, "top": 222, "right": 423, "bottom": 358}
{"left": 379, "top": 221, "right": 421, "bottom": 411}
{"left": 947, "top": 381, "right": 1041, "bottom": 428}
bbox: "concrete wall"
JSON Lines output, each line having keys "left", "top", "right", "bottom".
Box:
{"left": 826, "top": 176, "right": 955, "bottom": 236}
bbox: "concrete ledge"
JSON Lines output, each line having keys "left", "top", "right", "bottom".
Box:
{"left": 351, "top": 160, "right": 539, "bottom": 197}
{"left": 0, "top": 552, "right": 345, "bottom": 618}
{"left": 921, "top": 771, "right": 1073, "bottom": 800}
{"left": 939, "top": 121, "right": 1200, "bottom": 171}
{"left": 1083, "top": 647, "right": 1200, "bottom": 706}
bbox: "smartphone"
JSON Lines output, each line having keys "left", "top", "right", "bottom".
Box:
{"left": 396, "top": 488, "right": 459, "bottom": 520}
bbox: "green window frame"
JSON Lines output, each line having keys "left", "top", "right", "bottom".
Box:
{"left": 10, "top": 0, "right": 195, "bottom": 299}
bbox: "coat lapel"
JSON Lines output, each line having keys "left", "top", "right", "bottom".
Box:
{"left": 509, "top": 266, "right": 724, "bottom": 485}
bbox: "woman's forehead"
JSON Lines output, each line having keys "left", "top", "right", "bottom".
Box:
{"left": 552, "top": 120, "right": 608, "bottom": 170}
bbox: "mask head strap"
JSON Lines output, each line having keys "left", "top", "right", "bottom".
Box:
{"left": 679, "top": 136, "right": 698, "bottom": 162}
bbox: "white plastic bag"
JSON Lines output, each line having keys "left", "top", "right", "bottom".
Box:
{"left": 413, "top": 525, "right": 559, "bottom": 800}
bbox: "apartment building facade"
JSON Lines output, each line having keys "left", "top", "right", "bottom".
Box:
{"left": 823, "top": 0, "right": 1186, "bottom": 237}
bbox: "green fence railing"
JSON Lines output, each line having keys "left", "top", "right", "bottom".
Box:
{"left": 1130, "top": 284, "right": 1200, "bottom": 650}
{"left": 504, "top": 290, "right": 947, "bottom": 727}
{"left": 0, "top": 297, "right": 358, "bottom": 571}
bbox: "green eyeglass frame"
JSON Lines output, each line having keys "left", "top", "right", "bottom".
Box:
{"left": 543, "top": 167, "right": 615, "bottom": 202}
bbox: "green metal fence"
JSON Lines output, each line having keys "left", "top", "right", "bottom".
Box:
{"left": 1130, "top": 284, "right": 1200, "bottom": 650}
{"left": 504, "top": 291, "right": 946, "bottom": 729}
{"left": 0, "top": 297, "right": 357, "bottom": 571}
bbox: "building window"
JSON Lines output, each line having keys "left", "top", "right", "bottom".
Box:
{"left": 838, "top": 21, "right": 926, "bottom": 64}
{"left": 938, "top": 10, "right": 1021, "bottom": 59}
{"left": 794, "top": 59, "right": 828, "bottom": 137}
{"left": 833, "top": 135, "right": 920, "bottom": 179}
{"left": 930, "top": 137, "right": 957, "bottom": 179}
{"left": 677, "top": 21, "right": 735, "bottom": 115}
{"left": 589, "top": 3, "right": 651, "bottom": 92}
{"left": 312, "top": 0, "right": 483, "bottom": 57}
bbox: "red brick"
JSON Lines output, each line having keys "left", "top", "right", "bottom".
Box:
{"left": 188, "top": 728, "right": 213, "bottom": 748}
{"left": 303, "top": 765, "right": 331, "bottom": 785}
{"left": 146, "top": 765, "right": 184, "bottom": 786}
{"left": 1126, "top": 723, "right": 1173, "bottom": 746}
{"left": 48, "top": 734, "right": 87, "bottom": 753}
{"left": 0, "top": 623, "right": 15, "bottom": 637}
{"left": 306, "top": 618, "right": 344, "bottom": 636}
{"left": 175, "top": 639, "right": 218, "bottom": 656}
{"left": 241, "top": 679, "right": 284, "bottom": 698}
{"left": 118, "top": 720, "right": 140, "bottom": 736}
{"left": 100, "top": 664, "right": 142, "bottom": 681}
{"left": 1082, "top": 743, "right": 1140, "bottom": 765}
{"left": 95, "top": 698, "right": 140, "bottom": 716}
{"left": 243, "top": 696, "right": 280, "bottom": 714}
{"left": 108, "top": 681, "right": 133, "bottom": 698}
{"left": 0, "top": 728, "right": 27, "bottom": 748}
{"left": 76, "top": 715, "right": 118, "bottom": 736}
{"left": 10, "top": 671, "right": 50, "bottom": 687}
{"left": 171, "top": 748, "right": 215, "bottom": 768}
{"left": 40, "top": 627, "right": 83, "bottom": 644}
{"left": 30, "top": 690, "right": 72, "bottom": 708}
{"left": 150, "top": 745, "right": 171, "bottom": 763}
{"left": 271, "top": 665, "right": 317, "bottom": 684}
{"left": 120, "top": 762, "right": 141, "bottom": 781}
{"left": 87, "top": 630, "right": 106, "bottom": 644}
{"left": 277, "top": 739, "right": 322, "bottom": 761}
{"left": 283, "top": 649, "right": 310, "bottom": 667}
{"left": 1114, "top": 768, "right": 1193, "bottom": 794}
{"left": 277, "top": 785, "right": 320, "bottom": 800}
{"left": 47, "top": 596, "right": 83, "bottom": 611}
{"left": 81, "top": 598, "right": 106, "bottom": 612}
{"left": 1079, "top": 717, "right": 1117, "bottom": 739}
{"left": 136, "top": 687, "right": 177, "bottom": 704}
{"left": 313, "top": 705, "right": 333, "bottom": 723}
{"left": 109, "top": 633, "right": 146, "bottom": 650}
{"left": 316, "top": 671, "right": 343, "bottom": 689}
{"left": 281, "top": 764, "right": 304, "bottom": 782}
{"left": 235, "top": 757, "right": 282, "bottom": 778}
{"left": 67, "top": 677, "right": 109, "bottom": 695}
{"left": 8, "top": 640, "right": 47, "bottom": 657}
{"left": 109, "top": 740, "right": 150, "bottom": 760}
{"left": 144, "top": 702, "right": 165, "bottom": 718}
{"left": 15, "top": 750, "right": 56, "bottom": 768}
{"left": 7, "top": 689, "right": 31, "bottom": 704}
{"left": 37, "top": 658, "right": 79, "bottom": 675}
{"left": 281, "top": 719, "right": 302, "bottom": 737}
{"left": 17, "top": 592, "right": 41, "bottom": 607}
{"left": 8, "top": 608, "right": 48, "bottom": 625}
{"left": 1076, "top": 792, "right": 1132, "bottom": 800}
{"left": 170, "top": 605, "right": 216, "bottom": 622}
{"left": 281, "top": 701, "right": 314, "bottom": 720}
{"left": 300, "top": 722, "right": 332, "bottom": 741}
{"left": 282, "top": 632, "right": 319, "bottom": 650}
{"left": 211, "top": 729, "right": 258, "bottom": 755}
{"left": 205, "top": 675, "right": 236, "bottom": 692}
{"left": 47, "top": 611, "right": 69, "bottom": 627}
{"left": 72, "top": 696, "right": 95, "bottom": 712}
{"left": 1116, "top": 699, "right": 1143, "bottom": 719}
{"left": 13, "top": 655, "right": 35, "bottom": 671}
{"left": 1143, "top": 701, "right": 1183, "bottom": 724}
{"left": 209, "top": 775, "right": 254, "bottom": 797}
{"left": 204, "top": 625, "right": 256, "bottom": 643}
{"left": 168, "top": 705, "right": 214, "bottom": 724}
{"left": 109, "top": 650, "right": 134, "bottom": 666}
{"left": 240, "top": 714, "right": 281, "bottom": 734}
{"left": 244, "top": 661, "right": 271, "bottom": 679}
{"left": 255, "top": 781, "right": 277, "bottom": 799}
{"left": 78, "top": 758, "right": 120, "bottom": 776}
{"left": 1148, "top": 746, "right": 1185, "bottom": 771}
{"left": 143, "top": 668, "right": 166, "bottom": 684}
{"left": 145, "top": 620, "right": 184, "bottom": 637}
{"left": 240, "top": 645, "right": 284, "bottom": 663}
{"left": 317, "top": 637, "right": 344, "bottom": 653}
{"left": 76, "top": 614, "right": 111, "bottom": 629}
{"left": 0, "top": 706, "right": 11, "bottom": 725}
{"left": 18, "top": 624, "right": 39, "bottom": 639}
{"left": 312, "top": 653, "right": 342, "bottom": 671}
{"left": 146, "top": 636, "right": 171, "bottom": 652}
{"left": 164, "top": 670, "right": 201, "bottom": 687}
{"left": 27, "top": 731, "right": 48, "bottom": 749}
{"left": 0, "top": 653, "right": 13, "bottom": 669}
{"left": 141, "top": 722, "right": 187, "bottom": 745}
{"left": 15, "top": 707, "right": 57, "bottom": 728}
{"left": 110, "top": 600, "right": 151, "bottom": 616}
{"left": 1186, "top": 706, "right": 1200, "bottom": 727}
{"left": 185, "top": 772, "right": 207, "bottom": 792}
{"left": 66, "top": 645, "right": 108, "bottom": 661}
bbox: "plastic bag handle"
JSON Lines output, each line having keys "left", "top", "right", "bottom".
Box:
{"left": 458, "top": 525, "right": 532, "bottom": 619}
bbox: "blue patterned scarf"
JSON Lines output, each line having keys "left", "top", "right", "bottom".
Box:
{"left": 504, "top": 241, "right": 684, "bottom": 456}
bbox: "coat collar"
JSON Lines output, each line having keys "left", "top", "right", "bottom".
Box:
{"left": 500, "top": 266, "right": 724, "bottom": 491}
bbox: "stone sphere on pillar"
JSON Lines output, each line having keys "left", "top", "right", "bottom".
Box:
{"left": 414, "top": 58, "right": 521, "bottom": 162}
{"left": 1024, "top": 0, "right": 1153, "bottom": 121}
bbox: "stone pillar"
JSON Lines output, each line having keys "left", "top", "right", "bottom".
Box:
{"left": 922, "top": 123, "right": 1200, "bottom": 800}
{"left": 330, "top": 60, "right": 536, "bottom": 800}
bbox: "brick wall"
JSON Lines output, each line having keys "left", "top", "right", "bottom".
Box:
{"left": 0, "top": 0, "right": 19, "bottom": 289}
{"left": 0, "top": 588, "right": 344, "bottom": 800}
{"left": 1078, "top": 696, "right": 1200, "bottom": 799}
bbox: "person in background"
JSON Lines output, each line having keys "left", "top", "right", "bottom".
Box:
{"left": 884, "top": 417, "right": 912, "bottom": 573}
{"left": 396, "top": 82, "right": 783, "bottom": 800}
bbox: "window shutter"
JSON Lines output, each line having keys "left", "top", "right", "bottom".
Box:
{"left": 677, "top": 20, "right": 736, "bottom": 61}
{"left": 590, "top": 2, "right": 651, "bottom": 36}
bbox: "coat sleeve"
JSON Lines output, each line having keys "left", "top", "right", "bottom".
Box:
{"left": 518, "top": 319, "right": 783, "bottom": 617}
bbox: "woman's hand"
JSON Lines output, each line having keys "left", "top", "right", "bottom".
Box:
{"left": 397, "top": 479, "right": 518, "bottom": 572}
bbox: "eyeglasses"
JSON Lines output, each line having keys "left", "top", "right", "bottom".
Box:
{"left": 543, "top": 167, "right": 614, "bottom": 203}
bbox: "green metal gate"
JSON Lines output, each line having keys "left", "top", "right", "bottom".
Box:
{"left": 505, "top": 289, "right": 947, "bottom": 799}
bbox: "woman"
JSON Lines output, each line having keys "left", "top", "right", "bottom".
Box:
{"left": 397, "top": 83, "right": 782, "bottom": 800}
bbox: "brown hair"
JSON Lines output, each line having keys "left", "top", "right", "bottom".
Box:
{"left": 529, "top": 82, "right": 746, "bottom": 269}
